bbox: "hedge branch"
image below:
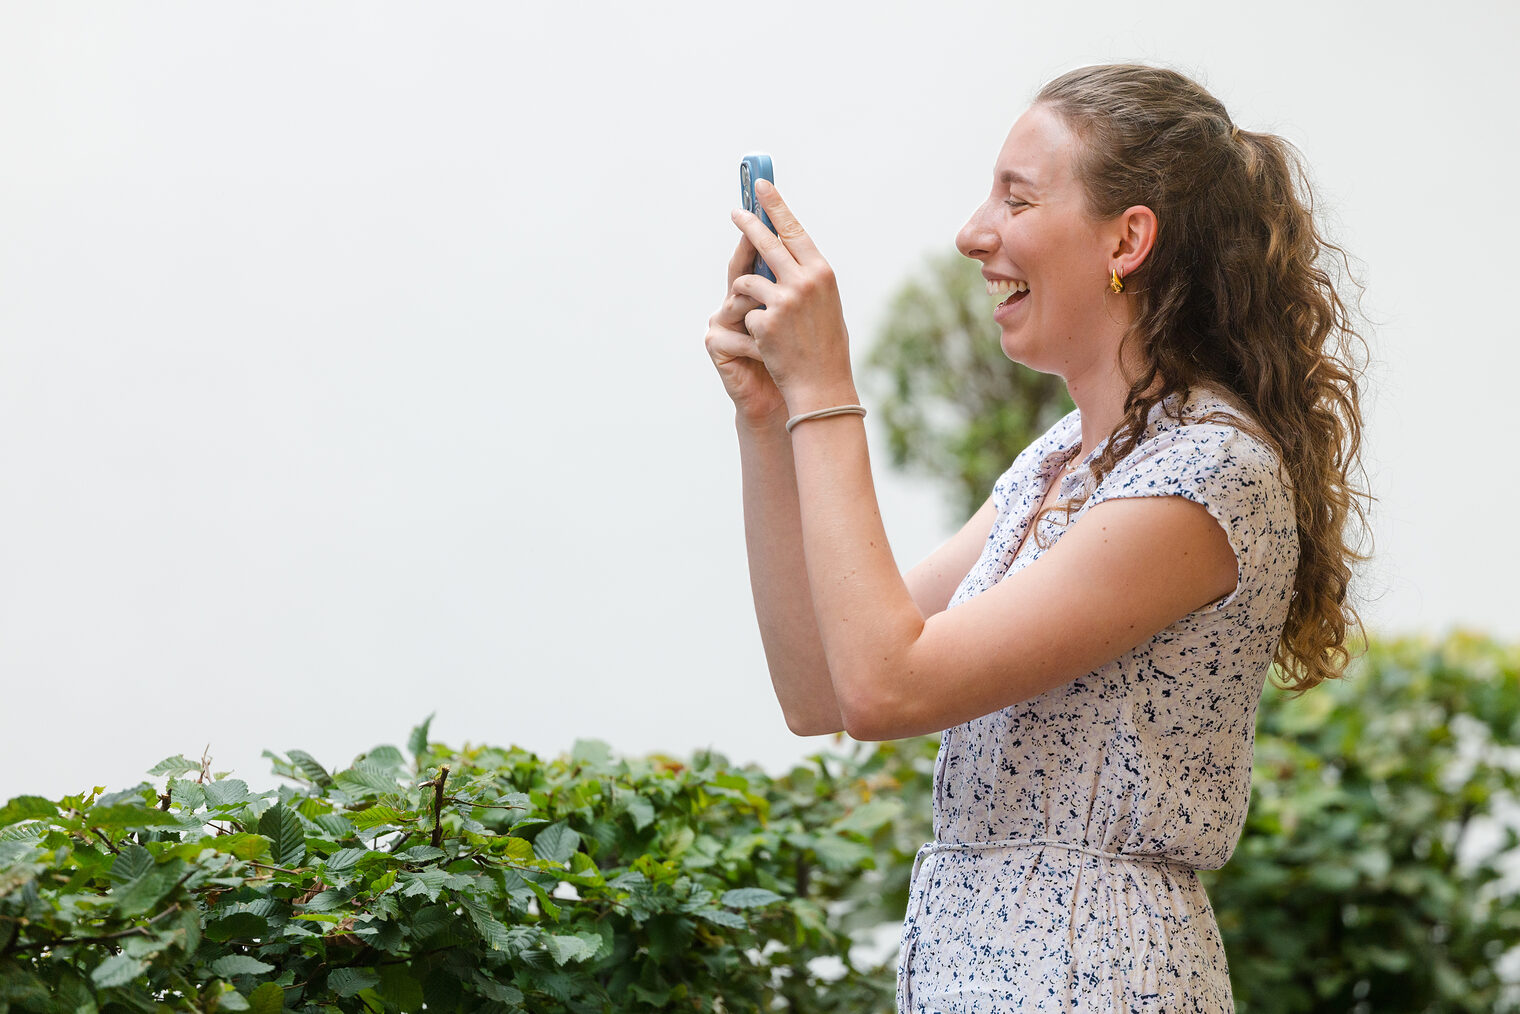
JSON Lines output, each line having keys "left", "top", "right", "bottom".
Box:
{"left": 430, "top": 765, "right": 450, "bottom": 850}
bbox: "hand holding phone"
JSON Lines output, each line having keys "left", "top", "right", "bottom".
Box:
{"left": 739, "top": 153, "right": 776, "bottom": 283}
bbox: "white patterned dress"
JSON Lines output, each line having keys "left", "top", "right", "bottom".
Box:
{"left": 895, "top": 385, "right": 1299, "bottom": 1012}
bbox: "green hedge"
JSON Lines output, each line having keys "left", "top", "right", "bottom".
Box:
{"left": 0, "top": 721, "right": 901, "bottom": 1013}
{"left": 1202, "top": 631, "right": 1520, "bottom": 1012}
{"left": 1, "top": 633, "right": 1516, "bottom": 1012}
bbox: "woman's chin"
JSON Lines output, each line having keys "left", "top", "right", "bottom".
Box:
{"left": 999, "top": 331, "right": 1036, "bottom": 367}
{"left": 999, "top": 335, "right": 1064, "bottom": 378}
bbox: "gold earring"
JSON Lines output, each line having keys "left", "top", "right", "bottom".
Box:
{"left": 1109, "top": 268, "right": 1125, "bottom": 294}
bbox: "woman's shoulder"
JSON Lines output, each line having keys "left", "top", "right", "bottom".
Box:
{"left": 1097, "top": 385, "right": 1296, "bottom": 529}
{"left": 1088, "top": 384, "right": 1296, "bottom": 540}
{"left": 1091, "top": 385, "right": 1299, "bottom": 614}
{"left": 1155, "top": 384, "right": 1276, "bottom": 471}
{"left": 1131, "top": 384, "right": 1286, "bottom": 475}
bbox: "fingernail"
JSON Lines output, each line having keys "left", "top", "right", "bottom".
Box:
{"left": 756, "top": 179, "right": 772, "bottom": 194}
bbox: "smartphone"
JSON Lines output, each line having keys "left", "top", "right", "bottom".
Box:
{"left": 739, "top": 153, "right": 776, "bottom": 282}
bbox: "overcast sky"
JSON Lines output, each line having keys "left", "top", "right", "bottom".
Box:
{"left": 3, "top": 1, "right": 1517, "bottom": 802}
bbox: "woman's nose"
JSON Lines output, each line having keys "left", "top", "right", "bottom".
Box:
{"left": 956, "top": 203, "right": 997, "bottom": 261}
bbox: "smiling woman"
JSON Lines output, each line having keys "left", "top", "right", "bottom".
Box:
{"left": 703, "top": 63, "right": 1369, "bottom": 1013}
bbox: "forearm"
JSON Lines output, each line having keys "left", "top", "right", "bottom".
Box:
{"left": 786, "top": 384, "right": 924, "bottom": 738}
{"left": 719, "top": 180, "right": 922, "bottom": 737}
{"left": 736, "top": 413, "right": 845, "bottom": 737}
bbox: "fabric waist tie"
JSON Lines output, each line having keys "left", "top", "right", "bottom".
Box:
{"left": 906, "top": 837, "right": 1198, "bottom": 928}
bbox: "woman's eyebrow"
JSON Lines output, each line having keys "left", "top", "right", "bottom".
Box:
{"left": 999, "top": 168, "right": 1040, "bottom": 192}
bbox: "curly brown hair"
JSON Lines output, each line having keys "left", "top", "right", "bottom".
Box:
{"left": 1027, "top": 64, "right": 1372, "bottom": 695}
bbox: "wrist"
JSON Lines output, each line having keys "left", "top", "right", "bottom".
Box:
{"left": 782, "top": 381, "right": 862, "bottom": 418}
{"left": 735, "top": 400, "right": 791, "bottom": 437}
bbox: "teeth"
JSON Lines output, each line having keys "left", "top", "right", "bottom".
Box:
{"left": 985, "top": 278, "right": 1030, "bottom": 296}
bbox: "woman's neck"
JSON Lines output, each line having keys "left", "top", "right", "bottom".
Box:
{"left": 1065, "top": 354, "right": 1160, "bottom": 458}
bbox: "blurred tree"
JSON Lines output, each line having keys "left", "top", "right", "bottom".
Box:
{"left": 863, "top": 250, "right": 1073, "bottom": 520}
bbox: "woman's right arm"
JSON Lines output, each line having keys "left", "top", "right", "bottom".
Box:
{"left": 738, "top": 411, "right": 998, "bottom": 736}
{"left": 737, "top": 414, "right": 845, "bottom": 736}
{"left": 710, "top": 233, "right": 996, "bottom": 736}
{"left": 708, "top": 233, "right": 846, "bottom": 736}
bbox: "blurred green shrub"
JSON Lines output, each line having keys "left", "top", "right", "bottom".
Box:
{"left": 1, "top": 633, "right": 1515, "bottom": 1012}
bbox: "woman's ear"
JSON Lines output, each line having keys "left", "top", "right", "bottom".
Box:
{"left": 1111, "top": 205, "right": 1158, "bottom": 277}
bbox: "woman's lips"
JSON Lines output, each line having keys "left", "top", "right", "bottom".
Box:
{"left": 993, "top": 288, "right": 1029, "bottom": 322}
{"left": 987, "top": 278, "right": 1030, "bottom": 321}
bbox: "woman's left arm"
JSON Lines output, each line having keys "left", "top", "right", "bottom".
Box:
{"left": 730, "top": 183, "right": 1237, "bottom": 741}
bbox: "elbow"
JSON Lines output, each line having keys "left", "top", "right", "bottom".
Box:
{"left": 841, "top": 705, "right": 900, "bottom": 742}
{"left": 784, "top": 711, "right": 845, "bottom": 738}
{"left": 836, "top": 667, "right": 910, "bottom": 742}
{"left": 778, "top": 683, "right": 846, "bottom": 738}
{"left": 841, "top": 713, "right": 886, "bottom": 742}
{"left": 838, "top": 616, "right": 927, "bottom": 741}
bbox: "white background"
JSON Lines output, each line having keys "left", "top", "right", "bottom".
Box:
{"left": 2, "top": 1, "right": 1517, "bottom": 801}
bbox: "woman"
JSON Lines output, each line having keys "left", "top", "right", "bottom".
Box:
{"left": 704, "top": 64, "right": 1368, "bottom": 1012}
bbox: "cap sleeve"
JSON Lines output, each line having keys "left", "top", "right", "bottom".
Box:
{"left": 1084, "top": 424, "right": 1295, "bottom": 615}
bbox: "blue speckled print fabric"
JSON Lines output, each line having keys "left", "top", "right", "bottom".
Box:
{"left": 896, "top": 385, "right": 1299, "bottom": 1013}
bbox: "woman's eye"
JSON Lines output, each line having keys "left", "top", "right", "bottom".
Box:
{"left": 1004, "top": 199, "right": 1027, "bottom": 210}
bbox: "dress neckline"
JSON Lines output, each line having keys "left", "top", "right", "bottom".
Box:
{"left": 1057, "top": 384, "right": 1236, "bottom": 474}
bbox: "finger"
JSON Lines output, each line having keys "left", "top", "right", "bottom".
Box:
{"left": 743, "top": 304, "right": 767, "bottom": 339}
{"left": 727, "top": 232, "right": 758, "bottom": 288}
{"left": 706, "top": 321, "right": 764, "bottom": 366}
{"left": 731, "top": 205, "right": 797, "bottom": 279}
{"left": 730, "top": 271, "right": 779, "bottom": 308}
{"left": 754, "top": 179, "right": 823, "bottom": 265}
{"left": 712, "top": 288, "right": 761, "bottom": 330}
{"left": 725, "top": 289, "right": 761, "bottom": 318}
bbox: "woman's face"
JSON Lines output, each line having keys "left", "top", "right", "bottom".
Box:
{"left": 956, "top": 104, "right": 1119, "bottom": 377}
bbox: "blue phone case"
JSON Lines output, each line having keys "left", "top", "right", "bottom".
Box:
{"left": 739, "top": 153, "right": 776, "bottom": 283}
